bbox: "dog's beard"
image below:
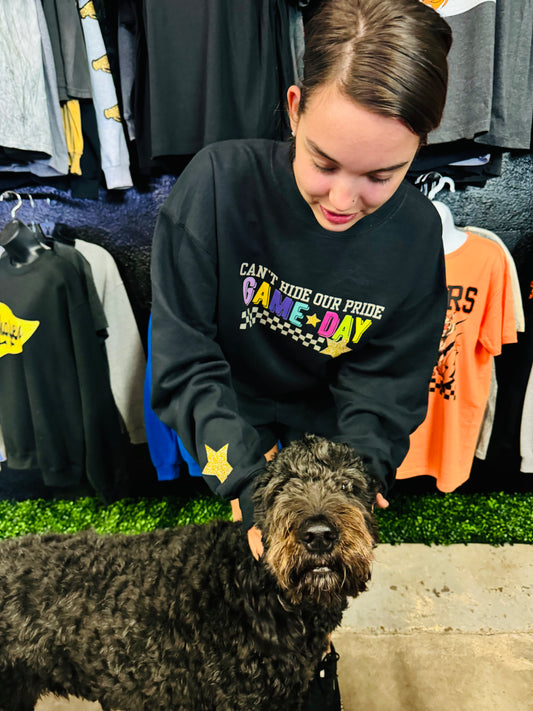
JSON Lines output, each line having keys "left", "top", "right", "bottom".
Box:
{"left": 264, "top": 504, "right": 375, "bottom": 607}
{"left": 287, "top": 556, "right": 355, "bottom": 606}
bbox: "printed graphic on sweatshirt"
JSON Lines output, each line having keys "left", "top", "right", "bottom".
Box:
{"left": 239, "top": 263, "right": 384, "bottom": 358}
{"left": 202, "top": 443, "right": 233, "bottom": 483}
{"left": 79, "top": 1, "right": 97, "bottom": 20}
{"left": 429, "top": 283, "right": 478, "bottom": 399}
{"left": 103, "top": 105, "right": 122, "bottom": 123}
{"left": 92, "top": 54, "right": 111, "bottom": 74}
{"left": 420, "top": 0, "right": 494, "bottom": 17}
{"left": 0, "top": 303, "right": 40, "bottom": 358}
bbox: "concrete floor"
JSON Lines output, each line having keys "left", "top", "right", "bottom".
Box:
{"left": 35, "top": 544, "right": 533, "bottom": 711}
{"left": 36, "top": 701, "right": 99, "bottom": 711}
{"left": 334, "top": 544, "right": 533, "bottom": 711}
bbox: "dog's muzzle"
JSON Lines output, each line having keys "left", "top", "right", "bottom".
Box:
{"left": 298, "top": 517, "right": 339, "bottom": 555}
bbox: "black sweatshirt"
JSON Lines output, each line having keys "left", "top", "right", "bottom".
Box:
{"left": 0, "top": 246, "right": 123, "bottom": 497}
{"left": 150, "top": 139, "right": 447, "bottom": 527}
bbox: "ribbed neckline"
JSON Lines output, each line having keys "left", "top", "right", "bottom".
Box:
{"left": 0, "top": 246, "right": 54, "bottom": 275}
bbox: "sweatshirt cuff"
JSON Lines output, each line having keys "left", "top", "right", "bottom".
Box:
{"left": 333, "top": 439, "right": 391, "bottom": 495}
{"left": 103, "top": 165, "right": 133, "bottom": 190}
{"left": 239, "top": 480, "right": 257, "bottom": 531}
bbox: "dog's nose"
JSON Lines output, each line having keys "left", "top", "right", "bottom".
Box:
{"left": 299, "top": 520, "right": 338, "bottom": 554}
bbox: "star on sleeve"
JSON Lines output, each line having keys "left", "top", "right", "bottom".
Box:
{"left": 202, "top": 443, "right": 233, "bottom": 483}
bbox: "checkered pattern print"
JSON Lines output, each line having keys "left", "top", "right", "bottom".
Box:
{"left": 429, "top": 375, "right": 456, "bottom": 400}
{"left": 240, "top": 306, "right": 325, "bottom": 352}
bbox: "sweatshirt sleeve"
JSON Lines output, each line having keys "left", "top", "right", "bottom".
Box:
{"left": 150, "top": 161, "right": 267, "bottom": 528}
{"left": 330, "top": 255, "right": 448, "bottom": 495}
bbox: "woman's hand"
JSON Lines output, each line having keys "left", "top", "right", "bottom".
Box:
{"left": 374, "top": 492, "right": 389, "bottom": 509}
{"left": 247, "top": 526, "right": 264, "bottom": 560}
{"left": 264, "top": 442, "right": 279, "bottom": 461}
{"left": 231, "top": 502, "right": 264, "bottom": 560}
{"left": 231, "top": 445, "right": 277, "bottom": 560}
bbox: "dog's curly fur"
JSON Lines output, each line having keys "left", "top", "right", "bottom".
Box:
{"left": 0, "top": 435, "right": 379, "bottom": 711}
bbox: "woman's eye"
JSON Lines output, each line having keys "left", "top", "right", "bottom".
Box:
{"left": 313, "top": 162, "right": 335, "bottom": 173}
{"left": 368, "top": 174, "right": 392, "bottom": 185}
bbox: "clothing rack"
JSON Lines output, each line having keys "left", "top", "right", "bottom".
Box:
{"left": 0, "top": 191, "right": 81, "bottom": 207}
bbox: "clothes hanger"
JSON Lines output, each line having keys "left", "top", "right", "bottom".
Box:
{"left": 413, "top": 173, "right": 466, "bottom": 254}
{"left": 426, "top": 175, "right": 467, "bottom": 254}
{"left": 0, "top": 191, "right": 50, "bottom": 266}
{"left": 427, "top": 174, "right": 455, "bottom": 201}
{"left": 0, "top": 190, "right": 23, "bottom": 224}
{"left": 25, "top": 194, "right": 48, "bottom": 241}
{"left": 414, "top": 171, "right": 456, "bottom": 199}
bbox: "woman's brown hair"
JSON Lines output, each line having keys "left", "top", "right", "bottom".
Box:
{"left": 299, "top": 0, "right": 452, "bottom": 141}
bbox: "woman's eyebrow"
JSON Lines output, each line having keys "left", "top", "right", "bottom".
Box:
{"left": 307, "top": 139, "right": 338, "bottom": 163}
{"left": 368, "top": 161, "right": 410, "bottom": 173}
{"left": 306, "top": 138, "right": 409, "bottom": 173}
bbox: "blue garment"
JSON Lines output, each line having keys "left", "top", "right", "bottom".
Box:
{"left": 144, "top": 315, "right": 202, "bottom": 480}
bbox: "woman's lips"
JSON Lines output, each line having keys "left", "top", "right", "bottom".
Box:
{"left": 319, "top": 205, "right": 357, "bottom": 225}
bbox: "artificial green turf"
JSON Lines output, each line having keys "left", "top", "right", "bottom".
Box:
{"left": 0, "top": 492, "right": 531, "bottom": 545}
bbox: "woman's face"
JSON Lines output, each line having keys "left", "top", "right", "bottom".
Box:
{"left": 287, "top": 83, "right": 420, "bottom": 232}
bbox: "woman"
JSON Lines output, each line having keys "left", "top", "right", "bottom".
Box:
{"left": 151, "top": 0, "right": 451, "bottom": 535}
{"left": 151, "top": 0, "right": 451, "bottom": 704}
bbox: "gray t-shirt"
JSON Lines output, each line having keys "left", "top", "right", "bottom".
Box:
{"left": 428, "top": 0, "right": 533, "bottom": 150}
{"left": 428, "top": 0, "right": 496, "bottom": 145}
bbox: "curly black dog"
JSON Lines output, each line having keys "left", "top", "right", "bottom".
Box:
{"left": 0, "top": 435, "right": 379, "bottom": 711}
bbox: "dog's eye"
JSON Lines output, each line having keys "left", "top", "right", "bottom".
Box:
{"left": 341, "top": 483, "right": 347, "bottom": 491}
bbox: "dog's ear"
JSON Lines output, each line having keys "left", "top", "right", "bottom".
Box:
{"left": 304, "top": 436, "right": 382, "bottom": 511}
{"left": 301, "top": 433, "right": 321, "bottom": 450}
{"left": 251, "top": 453, "right": 293, "bottom": 529}
{"left": 356, "top": 471, "right": 383, "bottom": 512}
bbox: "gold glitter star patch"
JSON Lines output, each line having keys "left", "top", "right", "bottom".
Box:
{"left": 202, "top": 444, "right": 233, "bottom": 483}
{"left": 320, "top": 338, "right": 351, "bottom": 358}
{"left": 306, "top": 313, "right": 320, "bottom": 328}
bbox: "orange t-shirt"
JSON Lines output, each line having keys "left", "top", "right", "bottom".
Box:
{"left": 396, "top": 232, "right": 517, "bottom": 491}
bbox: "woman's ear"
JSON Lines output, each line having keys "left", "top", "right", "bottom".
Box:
{"left": 286, "top": 85, "right": 301, "bottom": 135}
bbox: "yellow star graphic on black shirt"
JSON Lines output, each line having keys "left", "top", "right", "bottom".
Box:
{"left": 0, "top": 303, "right": 40, "bottom": 358}
{"left": 202, "top": 444, "right": 233, "bottom": 483}
{"left": 320, "top": 338, "right": 351, "bottom": 358}
{"left": 306, "top": 313, "right": 320, "bottom": 328}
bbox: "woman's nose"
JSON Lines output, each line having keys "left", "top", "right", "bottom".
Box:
{"left": 329, "top": 179, "right": 357, "bottom": 212}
